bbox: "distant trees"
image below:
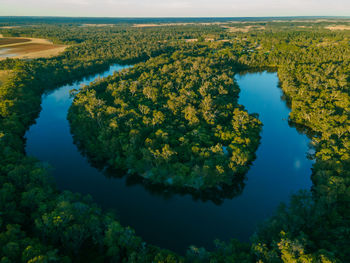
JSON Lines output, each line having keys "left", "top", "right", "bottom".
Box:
{"left": 0, "top": 21, "right": 349, "bottom": 262}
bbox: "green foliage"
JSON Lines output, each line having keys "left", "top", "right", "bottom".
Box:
{"left": 0, "top": 20, "right": 349, "bottom": 262}
{"left": 0, "top": 25, "right": 186, "bottom": 262}
{"left": 69, "top": 54, "right": 261, "bottom": 190}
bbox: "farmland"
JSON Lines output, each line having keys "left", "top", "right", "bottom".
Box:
{"left": 0, "top": 36, "right": 67, "bottom": 59}
{"left": 0, "top": 37, "right": 31, "bottom": 45}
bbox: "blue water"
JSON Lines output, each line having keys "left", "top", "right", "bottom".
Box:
{"left": 25, "top": 66, "right": 312, "bottom": 254}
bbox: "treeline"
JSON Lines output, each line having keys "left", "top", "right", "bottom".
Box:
{"left": 0, "top": 16, "right": 248, "bottom": 25}
{"left": 0, "top": 24, "right": 224, "bottom": 44}
{"left": 1, "top": 23, "right": 349, "bottom": 262}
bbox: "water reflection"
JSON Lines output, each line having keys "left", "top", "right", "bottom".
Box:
{"left": 118, "top": 173, "right": 246, "bottom": 205}
{"left": 72, "top": 146, "right": 247, "bottom": 205}
{"left": 25, "top": 66, "right": 313, "bottom": 254}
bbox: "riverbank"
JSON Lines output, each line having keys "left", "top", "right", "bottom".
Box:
{"left": 25, "top": 65, "right": 312, "bottom": 253}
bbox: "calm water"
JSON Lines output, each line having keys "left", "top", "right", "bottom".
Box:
{"left": 25, "top": 65, "right": 312, "bottom": 254}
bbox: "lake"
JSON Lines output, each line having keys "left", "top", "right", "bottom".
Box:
{"left": 25, "top": 64, "right": 313, "bottom": 254}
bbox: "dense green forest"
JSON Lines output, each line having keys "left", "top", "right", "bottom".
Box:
{"left": 68, "top": 53, "right": 262, "bottom": 191}
{"left": 0, "top": 19, "right": 349, "bottom": 262}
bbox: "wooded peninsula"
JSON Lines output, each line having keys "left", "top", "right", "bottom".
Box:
{"left": 0, "top": 18, "right": 349, "bottom": 262}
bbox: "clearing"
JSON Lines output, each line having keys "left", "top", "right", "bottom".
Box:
{"left": 0, "top": 36, "right": 68, "bottom": 60}
{"left": 81, "top": 24, "right": 115, "bottom": 27}
{"left": 0, "top": 38, "right": 31, "bottom": 45}
{"left": 132, "top": 22, "right": 230, "bottom": 28}
{"left": 325, "top": 25, "right": 350, "bottom": 31}
{"left": 222, "top": 25, "right": 266, "bottom": 32}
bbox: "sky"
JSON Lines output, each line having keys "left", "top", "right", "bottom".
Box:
{"left": 0, "top": 0, "right": 349, "bottom": 17}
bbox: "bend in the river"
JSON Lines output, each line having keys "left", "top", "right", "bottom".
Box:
{"left": 25, "top": 64, "right": 313, "bottom": 254}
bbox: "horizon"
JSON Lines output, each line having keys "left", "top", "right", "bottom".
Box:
{"left": 0, "top": 15, "right": 349, "bottom": 18}
{"left": 1, "top": 0, "right": 349, "bottom": 18}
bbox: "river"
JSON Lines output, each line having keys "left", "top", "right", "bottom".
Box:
{"left": 25, "top": 64, "right": 313, "bottom": 254}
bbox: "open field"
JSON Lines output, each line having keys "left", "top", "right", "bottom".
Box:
{"left": 130, "top": 19, "right": 350, "bottom": 33}
{"left": 132, "top": 23, "right": 161, "bottom": 27}
{"left": 81, "top": 23, "right": 115, "bottom": 27}
{"left": 325, "top": 25, "right": 350, "bottom": 30}
{"left": 132, "top": 22, "right": 267, "bottom": 33}
{"left": 0, "top": 26, "right": 21, "bottom": 29}
{"left": 222, "top": 25, "right": 266, "bottom": 32}
{"left": 132, "top": 22, "right": 231, "bottom": 27}
{"left": 0, "top": 37, "right": 67, "bottom": 60}
{"left": 0, "top": 38, "right": 31, "bottom": 45}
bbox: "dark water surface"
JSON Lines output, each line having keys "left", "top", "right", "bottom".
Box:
{"left": 25, "top": 65, "right": 313, "bottom": 254}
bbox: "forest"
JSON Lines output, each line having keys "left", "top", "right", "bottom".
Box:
{"left": 68, "top": 53, "right": 262, "bottom": 191}
{"left": 0, "top": 18, "right": 349, "bottom": 262}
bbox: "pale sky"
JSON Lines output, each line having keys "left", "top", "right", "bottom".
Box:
{"left": 0, "top": 0, "right": 349, "bottom": 17}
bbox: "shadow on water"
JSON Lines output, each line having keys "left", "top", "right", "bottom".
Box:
{"left": 71, "top": 134, "right": 249, "bottom": 205}
{"left": 65, "top": 65, "right": 271, "bottom": 205}
{"left": 108, "top": 168, "right": 246, "bottom": 205}
{"left": 25, "top": 64, "right": 313, "bottom": 254}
